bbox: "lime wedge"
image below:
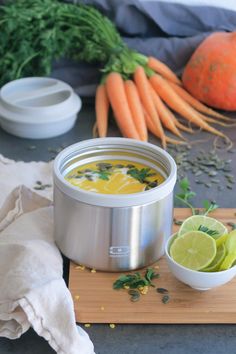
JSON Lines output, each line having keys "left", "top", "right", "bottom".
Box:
{"left": 178, "top": 215, "right": 227, "bottom": 239}
{"left": 202, "top": 244, "right": 226, "bottom": 272}
{"left": 219, "top": 253, "right": 236, "bottom": 270}
{"left": 219, "top": 231, "right": 236, "bottom": 271}
{"left": 225, "top": 230, "right": 236, "bottom": 254}
{"left": 170, "top": 231, "right": 217, "bottom": 270}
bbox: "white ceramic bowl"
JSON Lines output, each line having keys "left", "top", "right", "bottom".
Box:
{"left": 165, "top": 233, "right": 236, "bottom": 291}
{"left": 0, "top": 77, "right": 82, "bottom": 139}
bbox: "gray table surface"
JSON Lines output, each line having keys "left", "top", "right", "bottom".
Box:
{"left": 0, "top": 102, "right": 236, "bottom": 354}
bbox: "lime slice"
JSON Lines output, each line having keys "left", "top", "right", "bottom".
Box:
{"left": 202, "top": 244, "right": 226, "bottom": 272}
{"left": 170, "top": 231, "right": 217, "bottom": 270}
{"left": 178, "top": 215, "right": 227, "bottom": 239}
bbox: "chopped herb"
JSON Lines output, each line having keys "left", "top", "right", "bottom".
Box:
{"left": 113, "top": 267, "right": 160, "bottom": 300}
{"left": 127, "top": 168, "right": 154, "bottom": 184}
{"left": 96, "top": 170, "right": 111, "bottom": 180}
{"left": 145, "top": 268, "right": 160, "bottom": 287}
{"left": 198, "top": 225, "right": 219, "bottom": 237}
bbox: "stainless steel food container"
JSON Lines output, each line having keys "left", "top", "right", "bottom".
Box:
{"left": 53, "top": 138, "right": 177, "bottom": 271}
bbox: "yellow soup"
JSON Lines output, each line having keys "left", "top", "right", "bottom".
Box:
{"left": 65, "top": 159, "right": 165, "bottom": 194}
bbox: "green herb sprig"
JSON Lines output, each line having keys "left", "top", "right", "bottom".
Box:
{"left": 127, "top": 168, "right": 155, "bottom": 184}
{"left": 113, "top": 268, "right": 160, "bottom": 301}
{"left": 175, "top": 177, "right": 219, "bottom": 216}
{"left": 113, "top": 268, "right": 159, "bottom": 290}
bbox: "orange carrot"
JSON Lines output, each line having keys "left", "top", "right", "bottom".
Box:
{"left": 92, "top": 121, "right": 98, "bottom": 138}
{"left": 149, "top": 84, "right": 183, "bottom": 139}
{"left": 95, "top": 84, "right": 109, "bottom": 138}
{"left": 134, "top": 66, "right": 166, "bottom": 148}
{"left": 150, "top": 74, "right": 228, "bottom": 139}
{"left": 169, "top": 81, "right": 233, "bottom": 122}
{"left": 144, "top": 112, "right": 185, "bottom": 145}
{"left": 105, "top": 72, "right": 140, "bottom": 140}
{"left": 124, "top": 80, "right": 148, "bottom": 141}
{"left": 148, "top": 56, "right": 182, "bottom": 85}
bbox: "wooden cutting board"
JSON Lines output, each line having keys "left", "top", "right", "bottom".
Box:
{"left": 69, "top": 208, "right": 236, "bottom": 324}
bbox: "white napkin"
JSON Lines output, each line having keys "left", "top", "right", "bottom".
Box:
{"left": 0, "top": 155, "right": 95, "bottom": 354}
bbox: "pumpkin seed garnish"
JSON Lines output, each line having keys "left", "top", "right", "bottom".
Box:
{"left": 128, "top": 289, "right": 140, "bottom": 302}
{"left": 167, "top": 144, "right": 234, "bottom": 192}
{"left": 173, "top": 218, "right": 183, "bottom": 226}
{"left": 211, "top": 179, "right": 220, "bottom": 184}
{"left": 194, "top": 171, "right": 202, "bottom": 176}
{"left": 34, "top": 181, "right": 52, "bottom": 190}
{"left": 227, "top": 222, "right": 236, "bottom": 230}
{"left": 162, "top": 295, "right": 170, "bottom": 304}
{"left": 27, "top": 145, "right": 36, "bottom": 150}
{"left": 208, "top": 171, "right": 218, "bottom": 177}
{"left": 156, "top": 288, "right": 169, "bottom": 294}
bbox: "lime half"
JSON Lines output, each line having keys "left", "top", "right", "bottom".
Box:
{"left": 202, "top": 244, "right": 226, "bottom": 272}
{"left": 170, "top": 231, "right": 217, "bottom": 271}
{"left": 178, "top": 215, "right": 227, "bottom": 239}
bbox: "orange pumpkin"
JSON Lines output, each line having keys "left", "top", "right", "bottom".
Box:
{"left": 182, "top": 32, "right": 236, "bottom": 111}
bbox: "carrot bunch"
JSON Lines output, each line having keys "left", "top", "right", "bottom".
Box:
{"left": 95, "top": 59, "right": 233, "bottom": 149}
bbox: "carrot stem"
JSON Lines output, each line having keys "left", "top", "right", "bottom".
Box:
{"left": 148, "top": 56, "right": 182, "bottom": 85}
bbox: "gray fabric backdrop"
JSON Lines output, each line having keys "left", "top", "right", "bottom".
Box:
{"left": 51, "top": 0, "right": 236, "bottom": 96}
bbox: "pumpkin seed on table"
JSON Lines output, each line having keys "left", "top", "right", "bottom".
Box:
{"left": 167, "top": 144, "right": 234, "bottom": 192}
{"left": 162, "top": 295, "right": 170, "bottom": 304}
{"left": 156, "top": 288, "right": 169, "bottom": 294}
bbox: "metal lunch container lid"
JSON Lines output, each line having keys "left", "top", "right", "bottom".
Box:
{"left": 0, "top": 77, "right": 82, "bottom": 139}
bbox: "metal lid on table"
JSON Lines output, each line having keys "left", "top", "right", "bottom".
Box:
{"left": 0, "top": 77, "right": 82, "bottom": 139}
